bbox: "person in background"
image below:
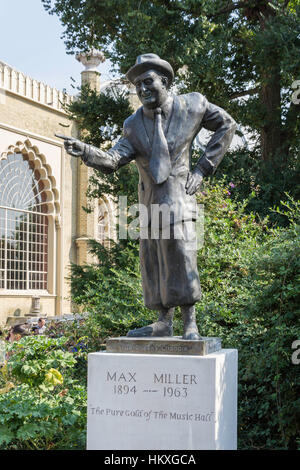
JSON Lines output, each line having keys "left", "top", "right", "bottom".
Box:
{"left": 36, "top": 318, "right": 47, "bottom": 334}
{"left": 4, "top": 324, "right": 28, "bottom": 360}
{"left": 5, "top": 324, "right": 28, "bottom": 343}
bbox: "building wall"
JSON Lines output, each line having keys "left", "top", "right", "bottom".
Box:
{"left": 0, "top": 59, "right": 131, "bottom": 325}
{"left": 0, "top": 61, "right": 80, "bottom": 324}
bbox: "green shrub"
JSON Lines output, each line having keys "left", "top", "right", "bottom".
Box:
{"left": 0, "top": 336, "right": 86, "bottom": 450}
{"left": 214, "top": 148, "right": 300, "bottom": 225}
{"left": 195, "top": 188, "right": 300, "bottom": 449}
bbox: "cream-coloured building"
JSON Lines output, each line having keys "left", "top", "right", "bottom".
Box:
{"left": 0, "top": 52, "right": 118, "bottom": 325}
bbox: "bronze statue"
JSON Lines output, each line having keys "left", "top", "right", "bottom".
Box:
{"left": 57, "top": 53, "right": 236, "bottom": 340}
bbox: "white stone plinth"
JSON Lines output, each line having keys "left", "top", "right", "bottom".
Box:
{"left": 87, "top": 349, "right": 238, "bottom": 450}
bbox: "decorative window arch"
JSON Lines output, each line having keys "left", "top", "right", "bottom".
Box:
{"left": 0, "top": 139, "right": 59, "bottom": 291}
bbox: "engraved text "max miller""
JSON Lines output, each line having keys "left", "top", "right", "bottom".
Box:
{"left": 154, "top": 373, "right": 197, "bottom": 385}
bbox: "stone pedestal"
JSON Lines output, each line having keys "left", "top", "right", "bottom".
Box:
{"left": 87, "top": 348, "right": 238, "bottom": 450}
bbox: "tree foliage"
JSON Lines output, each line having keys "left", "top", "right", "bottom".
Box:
{"left": 43, "top": 0, "right": 300, "bottom": 162}
{"left": 43, "top": 0, "right": 300, "bottom": 218}
{"left": 66, "top": 84, "right": 139, "bottom": 210}
{"left": 67, "top": 84, "right": 133, "bottom": 148}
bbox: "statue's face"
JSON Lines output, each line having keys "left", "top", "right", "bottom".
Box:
{"left": 134, "top": 70, "right": 168, "bottom": 109}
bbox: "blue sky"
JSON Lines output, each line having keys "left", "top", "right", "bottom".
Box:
{"left": 0, "top": 0, "right": 116, "bottom": 94}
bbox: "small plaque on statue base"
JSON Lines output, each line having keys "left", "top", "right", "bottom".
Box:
{"left": 87, "top": 347, "right": 238, "bottom": 450}
{"left": 106, "top": 336, "right": 222, "bottom": 356}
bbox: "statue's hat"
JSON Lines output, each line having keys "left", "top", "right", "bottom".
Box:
{"left": 126, "top": 53, "right": 174, "bottom": 85}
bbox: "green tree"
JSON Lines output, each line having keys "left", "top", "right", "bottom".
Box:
{"left": 43, "top": 0, "right": 299, "bottom": 164}
{"left": 66, "top": 84, "right": 138, "bottom": 208}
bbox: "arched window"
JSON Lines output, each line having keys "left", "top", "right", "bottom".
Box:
{"left": 0, "top": 153, "right": 48, "bottom": 290}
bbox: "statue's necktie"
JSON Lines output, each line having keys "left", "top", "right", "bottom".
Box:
{"left": 149, "top": 108, "right": 171, "bottom": 184}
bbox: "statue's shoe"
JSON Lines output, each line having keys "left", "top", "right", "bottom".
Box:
{"left": 182, "top": 324, "right": 202, "bottom": 341}
{"left": 183, "top": 331, "right": 201, "bottom": 341}
{"left": 127, "top": 321, "right": 173, "bottom": 337}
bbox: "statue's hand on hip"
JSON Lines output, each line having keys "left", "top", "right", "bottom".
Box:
{"left": 185, "top": 168, "right": 203, "bottom": 195}
{"left": 55, "top": 133, "right": 85, "bottom": 158}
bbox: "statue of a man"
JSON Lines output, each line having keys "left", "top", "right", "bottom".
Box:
{"left": 60, "top": 53, "right": 236, "bottom": 340}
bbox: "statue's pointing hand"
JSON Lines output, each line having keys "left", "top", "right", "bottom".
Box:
{"left": 55, "top": 133, "right": 85, "bottom": 158}
{"left": 185, "top": 168, "right": 204, "bottom": 195}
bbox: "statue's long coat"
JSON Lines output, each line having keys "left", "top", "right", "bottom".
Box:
{"left": 83, "top": 92, "right": 236, "bottom": 310}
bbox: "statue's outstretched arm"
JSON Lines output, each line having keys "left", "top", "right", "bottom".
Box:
{"left": 55, "top": 133, "right": 136, "bottom": 174}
